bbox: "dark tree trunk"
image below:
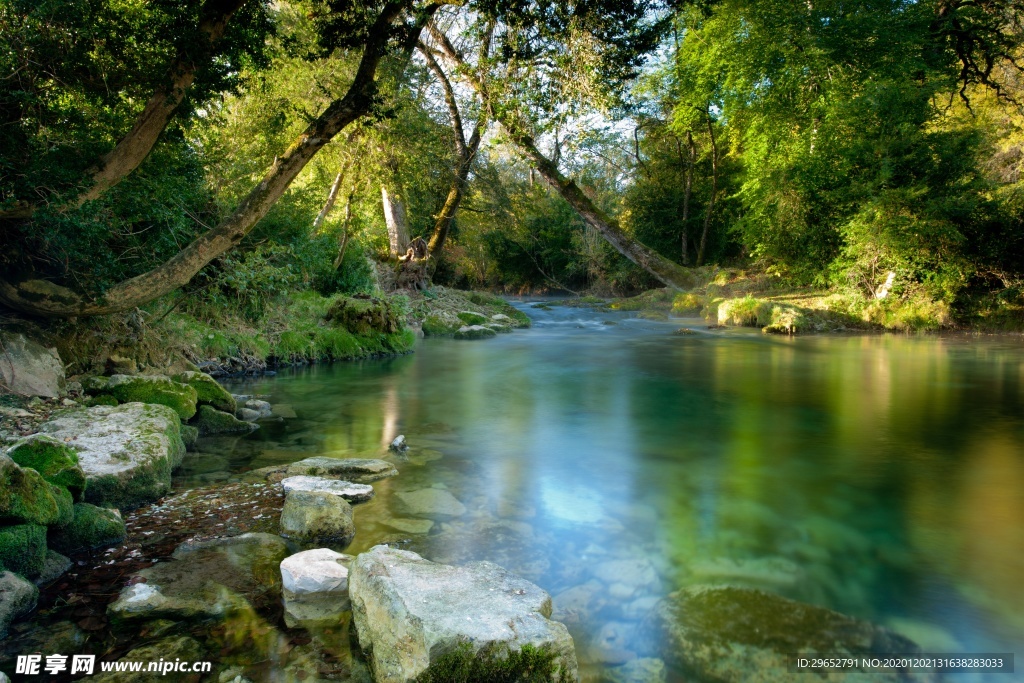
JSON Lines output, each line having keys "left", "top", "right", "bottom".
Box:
{"left": 697, "top": 114, "right": 719, "bottom": 267}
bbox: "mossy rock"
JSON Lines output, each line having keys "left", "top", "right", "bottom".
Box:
{"left": 102, "top": 375, "right": 198, "bottom": 420}
{"left": 485, "top": 323, "right": 513, "bottom": 333}
{"left": 456, "top": 311, "right": 489, "bottom": 326}
{"left": 414, "top": 641, "right": 567, "bottom": 683}
{"left": 180, "top": 424, "right": 199, "bottom": 450}
{"left": 6, "top": 434, "right": 87, "bottom": 500}
{"left": 81, "top": 376, "right": 110, "bottom": 395}
{"left": 0, "top": 456, "right": 61, "bottom": 526}
{"left": 172, "top": 371, "right": 236, "bottom": 414}
{"left": 48, "top": 503, "right": 126, "bottom": 555}
{"left": 49, "top": 484, "right": 74, "bottom": 528}
{"left": 190, "top": 404, "right": 258, "bottom": 436}
{"left": 84, "top": 394, "right": 119, "bottom": 407}
{"left": 0, "top": 524, "right": 47, "bottom": 578}
{"left": 423, "top": 313, "right": 462, "bottom": 337}
{"left": 325, "top": 296, "right": 403, "bottom": 335}
{"left": 454, "top": 325, "right": 497, "bottom": 340}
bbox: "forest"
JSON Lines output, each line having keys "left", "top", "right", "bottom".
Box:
{"left": 1, "top": 0, "right": 1023, "bottom": 341}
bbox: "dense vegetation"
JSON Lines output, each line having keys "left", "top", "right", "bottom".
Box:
{"left": 1, "top": 0, "right": 1022, "bottom": 332}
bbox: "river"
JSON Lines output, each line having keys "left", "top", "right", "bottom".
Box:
{"left": 184, "top": 301, "right": 1024, "bottom": 680}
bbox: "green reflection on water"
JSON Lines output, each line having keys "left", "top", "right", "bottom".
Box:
{"left": 199, "top": 310, "right": 1023, "bottom": 675}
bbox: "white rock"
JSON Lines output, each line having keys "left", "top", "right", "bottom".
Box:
{"left": 0, "top": 332, "right": 65, "bottom": 398}
{"left": 389, "top": 434, "right": 407, "bottom": 452}
{"left": 350, "top": 546, "right": 577, "bottom": 683}
{"left": 281, "top": 548, "right": 351, "bottom": 594}
{"left": 281, "top": 475, "right": 374, "bottom": 503}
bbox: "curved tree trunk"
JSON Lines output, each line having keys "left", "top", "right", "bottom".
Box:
{"left": 0, "top": 1, "right": 433, "bottom": 317}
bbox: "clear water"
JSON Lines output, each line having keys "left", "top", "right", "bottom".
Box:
{"left": 195, "top": 302, "right": 1024, "bottom": 679}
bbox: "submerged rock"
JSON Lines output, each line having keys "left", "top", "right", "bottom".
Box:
{"left": 191, "top": 404, "right": 259, "bottom": 436}
{"left": 0, "top": 332, "right": 65, "bottom": 398}
{"left": 108, "top": 533, "right": 287, "bottom": 624}
{"left": 349, "top": 546, "right": 577, "bottom": 683}
{"left": 641, "top": 586, "right": 931, "bottom": 682}
{"left": 0, "top": 571, "right": 38, "bottom": 638}
{"left": 280, "top": 548, "right": 352, "bottom": 627}
{"left": 172, "top": 371, "right": 236, "bottom": 414}
{"left": 90, "top": 636, "right": 205, "bottom": 683}
{"left": 389, "top": 434, "right": 408, "bottom": 452}
{"left": 34, "top": 549, "right": 72, "bottom": 586}
{"left": 241, "top": 399, "right": 273, "bottom": 420}
{"left": 281, "top": 476, "right": 374, "bottom": 504}
{"left": 285, "top": 457, "right": 398, "bottom": 483}
{"left": 47, "top": 503, "right": 125, "bottom": 554}
{"left": 280, "top": 490, "right": 355, "bottom": 547}
{"left": 454, "top": 325, "right": 497, "bottom": 340}
{"left": 103, "top": 374, "right": 198, "bottom": 420}
{"left": 394, "top": 488, "right": 466, "bottom": 518}
{"left": 5, "top": 434, "right": 87, "bottom": 500}
{"left": 39, "top": 403, "right": 186, "bottom": 510}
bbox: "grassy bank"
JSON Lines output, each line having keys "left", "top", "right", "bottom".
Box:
{"left": 579, "top": 268, "right": 1024, "bottom": 334}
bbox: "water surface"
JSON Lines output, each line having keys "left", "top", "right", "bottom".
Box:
{"left": 202, "top": 303, "right": 1024, "bottom": 679}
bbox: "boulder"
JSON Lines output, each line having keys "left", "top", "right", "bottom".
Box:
{"left": 34, "top": 549, "right": 72, "bottom": 585}
{"left": 0, "top": 332, "right": 65, "bottom": 398}
{"left": 280, "top": 490, "right": 355, "bottom": 547}
{"left": 47, "top": 503, "right": 125, "bottom": 555}
{"left": 389, "top": 434, "right": 407, "bottom": 452}
{"left": 49, "top": 484, "right": 73, "bottom": 528}
{"left": 237, "top": 407, "right": 261, "bottom": 422}
{"left": 172, "top": 371, "right": 236, "bottom": 413}
{"left": 0, "top": 454, "right": 62, "bottom": 525}
{"left": 456, "top": 311, "right": 489, "bottom": 325}
{"left": 180, "top": 424, "right": 199, "bottom": 450}
{"left": 454, "top": 325, "right": 497, "bottom": 340}
{"left": 285, "top": 457, "right": 398, "bottom": 483}
{"left": 281, "top": 476, "right": 374, "bottom": 504}
{"left": 241, "top": 399, "right": 273, "bottom": 420}
{"left": 0, "top": 524, "right": 47, "bottom": 577}
{"left": 640, "top": 586, "right": 931, "bottom": 683}
{"left": 394, "top": 488, "right": 466, "bottom": 518}
{"left": 491, "top": 313, "right": 513, "bottom": 323}
{"left": 39, "top": 403, "right": 186, "bottom": 510}
{"left": 350, "top": 546, "right": 577, "bottom": 683}
{"left": 102, "top": 374, "right": 197, "bottom": 420}
{"left": 5, "top": 434, "right": 87, "bottom": 500}
{"left": 0, "top": 571, "right": 38, "bottom": 639}
{"left": 191, "top": 404, "right": 259, "bottom": 436}
{"left": 280, "top": 548, "right": 352, "bottom": 627}
{"left": 108, "top": 533, "right": 287, "bottom": 624}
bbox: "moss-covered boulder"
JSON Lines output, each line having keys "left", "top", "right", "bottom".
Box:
{"left": 48, "top": 503, "right": 125, "bottom": 555}
{"left": 456, "top": 310, "right": 489, "bottom": 325}
{"left": 454, "top": 325, "right": 497, "bottom": 340}
{"left": 190, "top": 404, "right": 259, "bottom": 436}
{"left": 101, "top": 374, "right": 197, "bottom": 420}
{"left": 0, "top": 524, "right": 48, "bottom": 577}
{"left": 84, "top": 394, "right": 119, "bottom": 407}
{"left": 6, "top": 434, "right": 87, "bottom": 500}
{"left": 0, "top": 455, "right": 61, "bottom": 526}
{"left": 81, "top": 375, "right": 110, "bottom": 395}
{"left": 39, "top": 403, "right": 186, "bottom": 510}
{"left": 180, "top": 424, "right": 199, "bottom": 450}
{"left": 172, "top": 371, "right": 236, "bottom": 414}
{"left": 422, "top": 313, "right": 463, "bottom": 337}
{"left": 49, "top": 485, "right": 74, "bottom": 528}
{"left": 640, "top": 586, "right": 927, "bottom": 683}
{"left": 325, "top": 296, "right": 403, "bottom": 335}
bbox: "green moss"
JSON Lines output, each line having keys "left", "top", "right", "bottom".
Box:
{"left": 454, "top": 325, "right": 497, "bottom": 340}
{"left": 413, "top": 641, "right": 565, "bottom": 683}
{"left": 48, "top": 503, "right": 126, "bottom": 554}
{"left": 191, "top": 404, "right": 256, "bottom": 436}
{"left": 672, "top": 293, "right": 705, "bottom": 315}
{"left": 180, "top": 424, "right": 199, "bottom": 449}
{"left": 50, "top": 485, "right": 74, "bottom": 528}
{"left": 6, "top": 434, "right": 87, "bottom": 500}
{"left": 717, "top": 296, "right": 761, "bottom": 327}
{"left": 172, "top": 371, "right": 236, "bottom": 413}
{"left": 423, "top": 313, "right": 462, "bottom": 337}
{"left": 325, "top": 296, "right": 403, "bottom": 335}
{"left": 84, "top": 394, "right": 119, "bottom": 407}
{"left": 103, "top": 375, "right": 198, "bottom": 420}
{"left": 313, "top": 327, "right": 362, "bottom": 359}
{"left": 0, "top": 524, "right": 47, "bottom": 577}
{"left": 457, "top": 311, "right": 489, "bottom": 325}
{"left": 0, "top": 458, "right": 60, "bottom": 526}
{"left": 81, "top": 376, "right": 110, "bottom": 394}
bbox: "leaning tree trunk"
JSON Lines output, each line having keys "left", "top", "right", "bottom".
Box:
{"left": 427, "top": 25, "right": 694, "bottom": 291}
{"left": 0, "top": 1, "right": 430, "bottom": 317}
{"left": 381, "top": 185, "right": 410, "bottom": 256}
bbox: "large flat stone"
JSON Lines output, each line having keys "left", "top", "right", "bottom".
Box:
{"left": 38, "top": 403, "right": 186, "bottom": 510}
{"left": 285, "top": 457, "right": 398, "bottom": 483}
{"left": 281, "top": 475, "right": 374, "bottom": 503}
{"left": 350, "top": 546, "right": 577, "bottom": 683}
{"left": 394, "top": 488, "right": 466, "bottom": 518}
{"left": 0, "top": 332, "right": 65, "bottom": 398}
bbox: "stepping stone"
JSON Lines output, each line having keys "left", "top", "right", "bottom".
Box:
{"left": 286, "top": 457, "right": 398, "bottom": 483}
{"left": 281, "top": 475, "right": 374, "bottom": 504}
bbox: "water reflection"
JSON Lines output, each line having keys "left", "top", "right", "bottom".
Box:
{"left": 201, "top": 306, "right": 1024, "bottom": 677}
